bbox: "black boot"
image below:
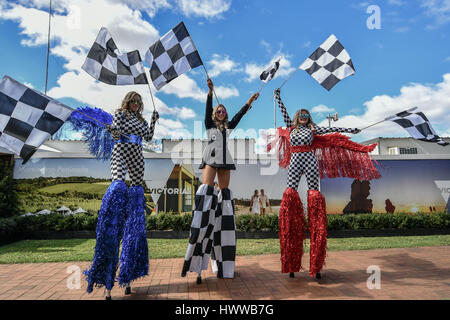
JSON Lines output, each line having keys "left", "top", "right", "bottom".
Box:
{"left": 196, "top": 275, "right": 202, "bottom": 284}
{"left": 124, "top": 286, "right": 131, "bottom": 295}
{"left": 289, "top": 272, "right": 295, "bottom": 278}
{"left": 315, "top": 272, "right": 322, "bottom": 279}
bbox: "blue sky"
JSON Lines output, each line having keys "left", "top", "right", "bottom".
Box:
{"left": 0, "top": 0, "right": 449, "bottom": 147}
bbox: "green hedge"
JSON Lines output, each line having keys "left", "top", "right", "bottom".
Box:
{"left": 1, "top": 212, "right": 449, "bottom": 239}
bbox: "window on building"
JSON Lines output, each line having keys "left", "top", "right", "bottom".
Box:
{"left": 399, "top": 147, "right": 418, "bottom": 154}
{"left": 388, "top": 147, "right": 399, "bottom": 155}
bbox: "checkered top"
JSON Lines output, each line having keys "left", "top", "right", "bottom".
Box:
{"left": 82, "top": 27, "right": 148, "bottom": 86}
{"left": 300, "top": 34, "right": 355, "bottom": 91}
{"left": 0, "top": 76, "right": 73, "bottom": 163}
{"left": 145, "top": 22, "right": 203, "bottom": 90}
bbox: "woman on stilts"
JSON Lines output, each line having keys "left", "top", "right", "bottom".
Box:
{"left": 181, "top": 78, "right": 259, "bottom": 283}
{"left": 273, "top": 88, "right": 379, "bottom": 279}
{"left": 84, "top": 92, "right": 159, "bottom": 299}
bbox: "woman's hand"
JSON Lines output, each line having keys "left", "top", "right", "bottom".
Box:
{"left": 152, "top": 110, "right": 160, "bottom": 122}
{"left": 207, "top": 78, "right": 214, "bottom": 94}
{"left": 247, "top": 93, "right": 259, "bottom": 106}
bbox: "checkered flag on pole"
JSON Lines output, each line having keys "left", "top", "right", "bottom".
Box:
{"left": 0, "top": 76, "right": 73, "bottom": 163}
{"left": 145, "top": 22, "right": 203, "bottom": 90}
{"left": 299, "top": 34, "right": 355, "bottom": 91}
{"left": 388, "top": 107, "right": 449, "bottom": 146}
{"left": 260, "top": 58, "right": 281, "bottom": 83}
{"left": 82, "top": 27, "right": 148, "bottom": 86}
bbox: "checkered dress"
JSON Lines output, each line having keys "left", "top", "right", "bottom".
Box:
{"left": 108, "top": 110, "right": 157, "bottom": 186}
{"left": 275, "top": 92, "right": 358, "bottom": 190}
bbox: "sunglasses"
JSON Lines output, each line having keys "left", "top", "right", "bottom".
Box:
{"left": 299, "top": 114, "right": 310, "bottom": 119}
{"left": 130, "top": 99, "right": 142, "bottom": 105}
{"left": 216, "top": 110, "right": 227, "bottom": 115}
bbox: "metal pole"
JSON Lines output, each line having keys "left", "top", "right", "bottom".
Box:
{"left": 44, "top": 0, "right": 52, "bottom": 95}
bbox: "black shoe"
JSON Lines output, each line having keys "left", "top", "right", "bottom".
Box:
{"left": 289, "top": 272, "right": 295, "bottom": 278}
{"left": 196, "top": 276, "right": 202, "bottom": 284}
{"left": 105, "top": 296, "right": 111, "bottom": 300}
{"left": 315, "top": 272, "right": 322, "bottom": 279}
{"left": 125, "top": 286, "right": 131, "bottom": 295}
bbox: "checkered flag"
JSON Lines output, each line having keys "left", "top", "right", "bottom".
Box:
{"left": 388, "top": 107, "right": 449, "bottom": 146}
{"left": 82, "top": 27, "right": 148, "bottom": 86}
{"left": 299, "top": 34, "right": 355, "bottom": 91}
{"left": 0, "top": 76, "right": 73, "bottom": 163}
{"left": 145, "top": 22, "right": 203, "bottom": 90}
{"left": 260, "top": 58, "right": 281, "bottom": 83}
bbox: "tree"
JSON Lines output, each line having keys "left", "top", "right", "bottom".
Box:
{"left": 0, "top": 166, "right": 19, "bottom": 218}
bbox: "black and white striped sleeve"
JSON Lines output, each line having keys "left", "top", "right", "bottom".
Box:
{"left": 313, "top": 125, "right": 360, "bottom": 135}
{"left": 143, "top": 110, "right": 159, "bottom": 142}
{"left": 274, "top": 90, "right": 293, "bottom": 127}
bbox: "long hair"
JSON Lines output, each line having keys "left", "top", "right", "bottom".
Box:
{"left": 116, "top": 91, "right": 145, "bottom": 122}
{"left": 212, "top": 104, "right": 229, "bottom": 131}
{"left": 292, "top": 108, "right": 315, "bottom": 133}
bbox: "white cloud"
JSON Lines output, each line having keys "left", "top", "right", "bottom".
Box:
{"left": 244, "top": 52, "right": 296, "bottom": 83}
{"left": 421, "top": 0, "right": 450, "bottom": 29}
{"left": 388, "top": 0, "right": 405, "bottom": 6}
{"left": 208, "top": 53, "right": 240, "bottom": 78}
{"left": 175, "top": 0, "right": 231, "bottom": 19}
{"left": 108, "top": 0, "right": 171, "bottom": 18}
{"left": 311, "top": 105, "right": 336, "bottom": 114}
{"left": 316, "top": 73, "right": 450, "bottom": 141}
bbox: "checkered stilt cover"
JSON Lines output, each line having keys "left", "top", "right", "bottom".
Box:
{"left": 0, "top": 76, "right": 73, "bottom": 163}
{"left": 82, "top": 27, "right": 148, "bottom": 86}
{"left": 299, "top": 34, "right": 355, "bottom": 91}
{"left": 145, "top": 22, "right": 203, "bottom": 90}
{"left": 211, "top": 188, "right": 236, "bottom": 279}
{"left": 181, "top": 184, "right": 218, "bottom": 276}
{"left": 388, "top": 108, "right": 449, "bottom": 146}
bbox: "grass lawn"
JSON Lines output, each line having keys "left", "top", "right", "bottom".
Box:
{"left": 39, "top": 182, "right": 110, "bottom": 194}
{"left": 0, "top": 235, "right": 449, "bottom": 264}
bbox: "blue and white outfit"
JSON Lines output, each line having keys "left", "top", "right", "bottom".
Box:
{"left": 84, "top": 109, "right": 158, "bottom": 293}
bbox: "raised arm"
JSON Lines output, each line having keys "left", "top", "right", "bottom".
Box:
{"left": 205, "top": 78, "right": 215, "bottom": 129}
{"left": 143, "top": 110, "right": 159, "bottom": 142}
{"left": 205, "top": 92, "right": 215, "bottom": 129}
{"left": 228, "top": 103, "right": 250, "bottom": 129}
{"left": 228, "top": 92, "right": 259, "bottom": 130}
{"left": 274, "top": 89, "right": 293, "bottom": 127}
{"left": 312, "top": 125, "right": 360, "bottom": 135}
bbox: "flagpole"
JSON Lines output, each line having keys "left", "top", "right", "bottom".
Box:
{"left": 273, "top": 94, "right": 276, "bottom": 130}
{"left": 71, "top": 109, "right": 131, "bottom": 139}
{"left": 359, "top": 107, "right": 418, "bottom": 131}
{"left": 44, "top": 0, "right": 52, "bottom": 95}
{"left": 187, "top": 26, "right": 221, "bottom": 105}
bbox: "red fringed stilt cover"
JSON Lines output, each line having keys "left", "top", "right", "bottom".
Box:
{"left": 266, "top": 127, "right": 381, "bottom": 181}
{"left": 278, "top": 187, "right": 306, "bottom": 273}
{"left": 307, "top": 190, "right": 327, "bottom": 277}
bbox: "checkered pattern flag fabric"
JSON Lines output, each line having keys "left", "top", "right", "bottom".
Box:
{"left": 145, "top": 22, "right": 203, "bottom": 90}
{"left": 181, "top": 184, "right": 218, "bottom": 276}
{"left": 211, "top": 188, "right": 236, "bottom": 278}
{"left": 388, "top": 108, "right": 449, "bottom": 146}
{"left": 0, "top": 76, "right": 73, "bottom": 163}
{"left": 260, "top": 58, "right": 281, "bottom": 83}
{"left": 82, "top": 27, "right": 148, "bottom": 86}
{"left": 299, "top": 34, "right": 355, "bottom": 91}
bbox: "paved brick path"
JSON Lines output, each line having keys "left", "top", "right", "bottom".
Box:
{"left": 0, "top": 246, "right": 449, "bottom": 300}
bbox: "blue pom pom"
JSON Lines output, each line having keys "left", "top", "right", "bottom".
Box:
{"left": 66, "top": 106, "right": 115, "bottom": 161}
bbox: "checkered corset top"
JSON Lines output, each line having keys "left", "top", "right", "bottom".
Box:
{"left": 109, "top": 110, "right": 156, "bottom": 144}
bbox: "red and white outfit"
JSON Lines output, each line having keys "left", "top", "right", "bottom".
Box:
{"left": 270, "top": 91, "right": 380, "bottom": 277}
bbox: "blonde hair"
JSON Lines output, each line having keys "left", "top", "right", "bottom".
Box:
{"left": 292, "top": 109, "right": 315, "bottom": 132}
{"left": 116, "top": 91, "right": 145, "bottom": 122}
{"left": 212, "top": 104, "right": 228, "bottom": 131}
